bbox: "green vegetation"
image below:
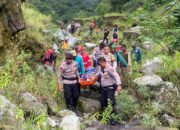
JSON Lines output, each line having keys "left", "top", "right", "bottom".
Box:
{"left": 27, "top": 0, "right": 98, "bottom": 22}
{"left": 0, "top": 0, "right": 180, "bottom": 129}
{"left": 22, "top": 5, "right": 54, "bottom": 45}
{"left": 140, "top": 102, "right": 162, "bottom": 129}
{"left": 115, "top": 91, "right": 139, "bottom": 120}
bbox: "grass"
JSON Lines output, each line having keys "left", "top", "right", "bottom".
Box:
{"left": 104, "top": 12, "right": 125, "bottom": 18}
{"left": 22, "top": 5, "right": 53, "bottom": 44}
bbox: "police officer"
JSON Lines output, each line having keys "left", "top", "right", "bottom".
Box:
{"left": 92, "top": 42, "right": 104, "bottom": 68}
{"left": 93, "top": 57, "right": 122, "bottom": 125}
{"left": 57, "top": 52, "right": 80, "bottom": 112}
{"left": 102, "top": 45, "right": 117, "bottom": 69}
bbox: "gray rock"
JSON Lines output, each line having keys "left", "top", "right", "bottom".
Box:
{"left": 45, "top": 97, "right": 59, "bottom": 115}
{"left": 0, "top": 0, "right": 25, "bottom": 35}
{"left": 19, "top": 92, "right": 47, "bottom": 115}
{"left": 67, "top": 23, "right": 81, "bottom": 33}
{"left": 85, "top": 127, "right": 103, "bottom": 130}
{"left": 140, "top": 57, "right": 162, "bottom": 75}
{"left": 83, "top": 119, "right": 103, "bottom": 130}
{"left": 155, "top": 82, "right": 179, "bottom": 103}
{"left": 142, "top": 41, "right": 153, "bottom": 51}
{"left": 123, "top": 26, "right": 142, "bottom": 40}
{"left": 59, "top": 115, "right": 81, "bottom": 130}
{"left": 160, "top": 114, "right": 180, "bottom": 127}
{"left": 54, "top": 29, "right": 79, "bottom": 47}
{"left": 57, "top": 109, "right": 76, "bottom": 118}
{"left": 133, "top": 74, "right": 163, "bottom": 87}
{"left": 47, "top": 117, "right": 57, "bottom": 127}
{"left": 0, "top": 95, "right": 24, "bottom": 129}
{"left": 47, "top": 116, "right": 61, "bottom": 128}
{"left": 0, "top": 21, "right": 4, "bottom": 47}
{"left": 79, "top": 97, "right": 101, "bottom": 113}
{"left": 0, "top": 0, "right": 25, "bottom": 64}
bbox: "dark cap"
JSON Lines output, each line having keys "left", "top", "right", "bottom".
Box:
{"left": 65, "top": 53, "right": 73, "bottom": 59}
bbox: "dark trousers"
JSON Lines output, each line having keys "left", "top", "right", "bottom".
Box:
{"left": 100, "top": 87, "right": 115, "bottom": 111}
{"left": 103, "top": 37, "right": 109, "bottom": 45}
{"left": 64, "top": 84, "right": 80, "bottom": 109}
{"left": 93, "top": 59, "right": 98, "bottom": 68}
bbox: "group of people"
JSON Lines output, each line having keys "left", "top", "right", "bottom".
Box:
{"left": 41, "top": 21, "right": 142, "bottom": 125}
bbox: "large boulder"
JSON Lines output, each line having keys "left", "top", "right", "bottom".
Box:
{"left": 154, "top": 82, "right": 179, "bottom": 105}
{"left": 123, "top": 26, "right": 142, "bottom": 40}
{"left": 78, "top": 97, "right": 101, "bottom": 114}
{"left": 59, "top": 115, "right": 81, "bottom": 130}
{"left": 47, "top": 116, "right": 61, "bottom": 128}
{"left": 0, "top": 95, "right": 24, "bottom": 129}
{"left": 134, "top": 74, "right": 179, "bottom": 117}
{"left": 140, "top": 57, "right": 162, "bottom": 75}
{"left": 56, "top": 109, "right": 76, "bottom": 118}
{"left": 54, "top": 29, "right": 79, "bottom": 47}
{"left": 0, "top": 0, "right": 25, "bottom": 35}
{"left": 67, "top": 23, "right": 81, "bottom": 33}
{"left": 141, "top": 41, "right": 153, "bottom": 51}
{"left": 83, "top": 114, "right": 103, "bottom": 130}
{"left": 19, "top": 92, "right": 47, "bottom": 115}
{"left": 133, "top": 74, "right": 163, "bottom": 87}
{"left": 44, "top": 97, "right": 59, "bottom": 115}
{"left": 0, "top": 0, "right": 25, "bottom": 64}
{"left": 160, "top": 114, "right": 180, "bottom": 127}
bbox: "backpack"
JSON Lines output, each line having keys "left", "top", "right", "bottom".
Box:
{"left": 42, "top": 49, "right": 54, "bottom": 64}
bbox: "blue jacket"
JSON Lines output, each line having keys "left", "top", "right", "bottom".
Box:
{"left": 75, "top": 55, "right": 85, "bottom": 76}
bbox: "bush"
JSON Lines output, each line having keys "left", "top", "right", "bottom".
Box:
{"left": 95, "top": 0, "right": 112, "bottom": 15}
{"left": 0, "top": 49, "right": 65, "bottom": 108}
{"left": 140, "top": 113, "right": 160, "bottom": 129}
{"left": 115, "top": 90, "right": 139, "bottom": 120}
{"left": 157, "top": 52, "right": 180, "bottom": 86}
{"left": 122, "top": 0, "right": 145, "bottom": 12}
{"left": 136, "top": 85, "right": 151, "bottom": 100}
{"left": 140, "top": 102, "right": 162, "bottom": 129}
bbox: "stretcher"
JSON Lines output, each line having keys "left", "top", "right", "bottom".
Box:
{"left": 79, "top": 67, "right": 98, "bottom": 87}
{"left": 79, "top": 78, "right": 97, "bottom": 87}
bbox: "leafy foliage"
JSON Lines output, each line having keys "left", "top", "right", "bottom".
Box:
{"left": 140, "top": 113, "right": 160, "bottom": 129}
{"left": 115, "top": 90, "right": 139, "bottom": 120}
{"left": 95, "top": 0, "right": 111, "bottom": 15}
{"left": 27, "top": 0, "right": 98, "bottom": 22}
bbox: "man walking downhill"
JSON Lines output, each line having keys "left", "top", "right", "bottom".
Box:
{"left": 93, "top": 57, "right": 122, "bottom": 125}
{"left": 57, "top": 53, "right": 80, "bottom": 112}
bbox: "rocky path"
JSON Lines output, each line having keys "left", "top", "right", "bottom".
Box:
{"left": 102, "top": 125, "right": 169, "bottom": 130}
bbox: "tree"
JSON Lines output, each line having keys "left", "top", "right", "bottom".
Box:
{"left": 95, "top": 0, "right": 112, "bottom": 15}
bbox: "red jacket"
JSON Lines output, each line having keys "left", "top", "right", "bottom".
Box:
{"left": 80, "top": 52, "right": 92, "bottom": 71}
